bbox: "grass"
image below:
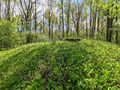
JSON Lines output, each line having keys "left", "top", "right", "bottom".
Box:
{"left": 0, "top": 39, "right": 120, "bottom": 90}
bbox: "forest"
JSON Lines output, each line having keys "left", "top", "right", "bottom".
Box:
{"left": 0, "top": 0, "right": 120, "bottom": 89}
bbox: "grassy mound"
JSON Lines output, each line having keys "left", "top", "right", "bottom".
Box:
{"left": 0, "top": 39, "right": 120, "bottom": 90}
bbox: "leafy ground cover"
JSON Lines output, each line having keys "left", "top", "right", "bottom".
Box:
{"left": 0, "top": 39, "right": 120, "bottom": 90}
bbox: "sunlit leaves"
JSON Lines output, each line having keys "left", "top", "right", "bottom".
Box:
{"left": 0, "top": 40, "right": 120, "bottom": 89}
{"left": 97, "top": 0, "right": 120, "bottom": 18}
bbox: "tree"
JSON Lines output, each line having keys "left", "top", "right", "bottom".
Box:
{"left": 61, "top": 0, "right": 65, "bottom": 38}
{"left": 19, "top": 0, "right": 34, "bottom": 43}
{"left": 71, "top": 0, "right": 84, "bottom": 38}
{"left": 66, "top": 0, "right": 71, "bottom": 38}
{"left": 0, "top": 1, "right": 1, "bottom": 19}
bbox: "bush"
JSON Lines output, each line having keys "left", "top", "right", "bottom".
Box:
{"left": 0, "top": 20, "right": 13, "bottom": 48}
{"left": 0, "top": 20, "right": 26, "bottom": 50}
{"left": 11, "top": 32, "right": 26, "bottom": 47}
{"left": 0, "top": 39, "right": 120, "bottom": 89}
{"left": 0, "top": 20, "right": 27, "bottom": 49}
{"left": 25, "top": 33, "right": 50, "bottom": 44}
{"left": 36, "top": 34, "right": 50, "bottom": 42}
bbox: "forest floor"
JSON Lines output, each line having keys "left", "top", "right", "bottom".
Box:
{"left": 0, "top": 39, "right": 120, "bottom": 89}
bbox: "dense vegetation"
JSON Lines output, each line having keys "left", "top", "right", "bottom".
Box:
{"left": 0, "top": 0, "right": 120, "bottom": 89}
{"left": 0, "top": 0, "right": 120, "bottom": 50}
{"left": 0, "top": 40, "right": 120, "bottom": 89}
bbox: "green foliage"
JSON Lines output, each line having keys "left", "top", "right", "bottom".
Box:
{"left": 34, "top": 34, "right": 50, "bottom": 42}
{"left": 0, "top": 20, "right": 26, "bottom": 49}
{"left": 11, "top": 32, "right": 26, "bottom": 47}
{"left": 97, "top": 0, "right": 120, "bottom": 18}
{"left": 0, "top": 39, "right": 120, "bottom": 89}
{"left": 0, "top": 20, "right": 13, "bottom": 48}
{"left": 0, "top": 19, "right": 51, "bottom": 49}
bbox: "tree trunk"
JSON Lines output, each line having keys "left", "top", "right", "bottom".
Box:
{"left": 34, "top": 0, "right": 37, "bottom": 42}
{"left": 43, "top": 14, "right": 45, "bottom": 33}
{"left": 86, "top": 16, "right": 88, "bottom": 38}
{"left": 61, "top": 0, "right": 64, "bottom": 38}
{"left": 59, "top": 13, "right": 61, "bottom": 33}
{"left": 34, "top": 0, "right": 37, "bottom": 32}
{"left": 97, "top": 9, "right": 100, "bottom": 32}
{"left": 76, "top": 9, "right": 80, "bottom": 38}
{"left": 48, "top": 10, "right": 51, "bottom": 39}
{"left": 90, "top": 1, "right": 92, "bottom": 38}
{"left": 92, "top": 7, "right": 97, "bottom": 38}
{"left": 115, "top": 0, "right": 118, "bottom": 44}
{"left": 0, "top": 1, "right": 1, "bottom": 19}
{"left": 115, "top": 31, "right": 118, "bottom": 44}
{"left": 66, "top": 0, "right": 70, "bottom": 39}
{"left": 48, "top": 0, "right": 52, "bottom": 39}
{"left": 106, "top": 16, "right": 113, "bottom": 42}
{"left": 7, "top": 0, "right": 11, "bottom": 21}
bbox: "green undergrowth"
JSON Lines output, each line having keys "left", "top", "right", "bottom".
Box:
{"left": 0, "top": 39, "right": 120, "bottom": 90}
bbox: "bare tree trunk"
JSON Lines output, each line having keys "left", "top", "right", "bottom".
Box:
{"left": 115, "top": 29, "right": 118, "bottom": 44}
{"left": 106, "top": 9, "right": 113, "bottom": 42}
{"left": 7, "top": 0, "right": 11, "bottom": 21}
{"left": 0, "top": 1, "right": 1, "bottom": 19}
{"left": 89, "top": 1, "right": 92, "bottom": 38}
{"left": 61, "top": 0, "right": 64, "bottom": 38}
{"left": 48, "top": 4, "right": 51, "bottom": 39}
{"left": 34, "top": 0, "right": 37, "bottom": 42}
{"left": 108, "top": 19, "right": 113, "bottom": 42}
{"left": 34, "top": 0, "right": 37, "bottom": 32}
{"left": 66, "top": 0, "right": 71, "bottom": 38}
{"left": 48, "top": 11, "right": 51, "bottom": 39}
{"left": 43, "top": 14, "right": 45, "bottom": 33}
{"left": 51, "top": 21, "right": 53, "bottom": 40}
{"left": 97, "top": 9, "right": 100, "bottom": 32}
{"left": 92, "top": 7, "right": 97, "bottom": 38}
{"left": 86, "top": 16, "right": 88, "bottom": 38}
{"left": 76, "top": 6, "right": 81, "bottom": 38}
{"left": 115, "top": 0, "right": 118, "bottom": 44}
{"left": 59, "top": 13, "right": 61, "bottom": 33}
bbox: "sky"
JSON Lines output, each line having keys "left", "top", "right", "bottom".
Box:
{"left": 1, "top": 0, "right": 85, "bottom": 22}
{"left": 11, "top": 0, "right": 84, "bottom": 15}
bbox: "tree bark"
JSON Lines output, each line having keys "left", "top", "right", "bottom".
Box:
{"left": 7, "top": 0, "right": 11, "bottom": 21}
{"left": 89, "top": 1, "right": 92, "bottom": 38}
{"left": 86, "top": 16, "right": 88, "bottom": 38}
{"left": 43, "top": 14, "right": 45, "bottom": 33}
{"left": 66, "top": 0, "right": 70, "bottom": 38}
{"left": 106, "top": 14, "right": 113, "bottom": 42}
{"left": 97, "top": 9, "right": 100, "bottom": 32}
{"left": 92, "top": 7, "right": 97, "bottom": 38}
{"left": 61, "top": 0, "right": 64, "bottom": 38}
{"left": 115, "top": 0, "right": 118, "bottom": 44}
{"left": 0, "top": 1, "right": 1, "bottom": 19}
{"left": 34, "top": 0, "right": 37, "bottom": 32}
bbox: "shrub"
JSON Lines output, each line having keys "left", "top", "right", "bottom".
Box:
{"left": 11, "top": 32, "right": 26, "bottom": 47}
{"left": 0, "top": 20, "right": 13, "bottom": 48}
{"left": 36, "top": 34, "right": 50, "bottom": 42}
{"left": 0, "top": 20, "right": 27, "bottom": 49}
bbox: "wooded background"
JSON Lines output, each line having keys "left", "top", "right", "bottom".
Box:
{"left": 0, "top": 0, "right": 120, "bottom": 49}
